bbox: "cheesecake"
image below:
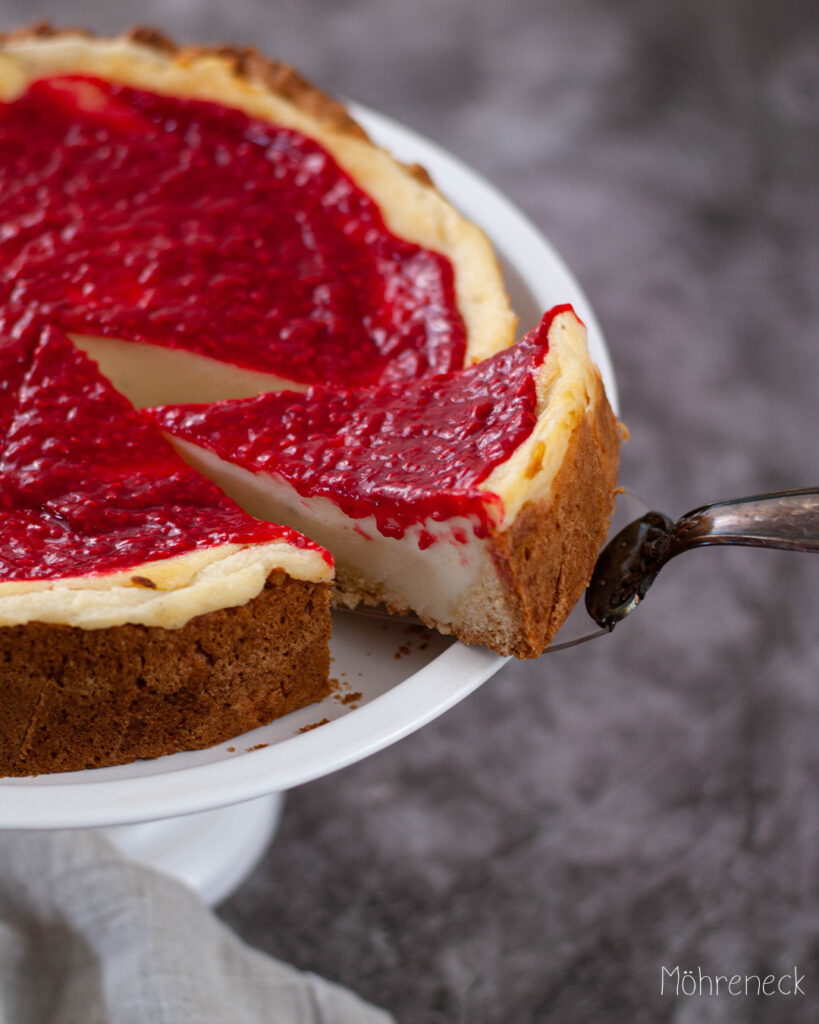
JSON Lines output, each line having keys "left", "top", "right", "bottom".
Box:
{"left": 0, "top": 322, "right": 332, "bottom": 775}
{"left": 0, "top": 25, "right": 621, "bottom": 773}
{"left": 153, "top": 306, "right": 619, "bottom": 658}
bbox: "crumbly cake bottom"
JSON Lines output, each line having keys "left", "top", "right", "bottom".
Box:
{"left": 0, "top": 568, "right": 331, "bottom": 776}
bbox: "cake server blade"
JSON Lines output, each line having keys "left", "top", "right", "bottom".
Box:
{"left": 585, "top": 486, "right": 819, "bottom": 631}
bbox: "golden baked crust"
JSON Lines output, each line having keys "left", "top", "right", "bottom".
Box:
{"left": 2, "top": 22, "right": 446, "bottom": 193}
{"left": 473, "top": 365, "right": 620, "bottom": 657}
{"left": 0, "top": 22, "right": 368, "bottom": 140}
{"left": 0, "top": 569, "right": 331, "bottom": 776}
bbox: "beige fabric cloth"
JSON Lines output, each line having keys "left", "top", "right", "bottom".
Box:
{"left": 0, "top": 829, "right": 394, "bottom": 1024}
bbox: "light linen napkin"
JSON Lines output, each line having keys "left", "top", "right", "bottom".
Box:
{"left": 0, "top": 829, "right": 394, "bottom": 1024}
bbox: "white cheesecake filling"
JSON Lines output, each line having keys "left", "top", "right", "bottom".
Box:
{"left": 0, "top": 541, "right": 332, "bottom": 630}
{"left": 70, "top": 334, "right": 308, "bottom": 408}
{"left": 167, "top": 438, "right": 497, "bottom": 625}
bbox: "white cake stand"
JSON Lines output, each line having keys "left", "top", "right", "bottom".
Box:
{"left": 0, "top": 105, "right": 618, "bottom": 905}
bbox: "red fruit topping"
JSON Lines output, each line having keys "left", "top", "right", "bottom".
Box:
{"left": 0, "top": 324, "right": 329, "bottom": 583}
{"left": 154, "top": 308, "right": 569, "bottom": 542}
{"left": 0, "top": 76, "right": 466, "bottom": 387}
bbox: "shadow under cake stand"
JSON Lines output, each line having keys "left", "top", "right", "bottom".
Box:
{"left": 0, "top": 106, "right": 618, "bottom": 905}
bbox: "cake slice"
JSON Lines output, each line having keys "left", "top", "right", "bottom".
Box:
{"left": 0, "top": 26, "right": 516, "bottom": 403}
{"left": 152, "top": 307, "right": 619, "bottom": 658}
{"left": 0, "top": 324, "right": 333, "bottom": 776}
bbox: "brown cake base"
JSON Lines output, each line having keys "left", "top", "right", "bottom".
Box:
{"left": 0, "top": 569, "right": 331, "bottom": 777}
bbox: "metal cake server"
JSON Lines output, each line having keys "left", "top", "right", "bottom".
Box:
{"left": 585, "top": 487, "right": 819, "bottom": 631}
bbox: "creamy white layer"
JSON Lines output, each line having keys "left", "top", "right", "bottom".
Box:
{"left": 0, "top": 541, "right": 332, "bottom": 630}
{"left": 165, "top": 439, "right": 497, "bottom": 626}
{"left": 70, "top": 334, "right": 307, "bottom": 408}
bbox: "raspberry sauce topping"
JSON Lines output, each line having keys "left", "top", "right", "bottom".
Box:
{"left": 0, "top": 75, "right": 466, "bottom": 387}
{"left": 155, "top": 308, "right": 568, "bottom": 543}
{"left": 0, "top": 324, "right": 330, "bottom": 584}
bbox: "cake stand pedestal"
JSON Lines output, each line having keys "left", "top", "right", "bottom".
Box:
{"left": 102, "top": 794, "right": 284, "bottom": 905}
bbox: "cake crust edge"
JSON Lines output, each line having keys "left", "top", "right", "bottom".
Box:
{"left": 0, "top": 22, "right": 368, "bottom": 141}
{"left": 478, "top": 366, "right": 620, "bottom": 657}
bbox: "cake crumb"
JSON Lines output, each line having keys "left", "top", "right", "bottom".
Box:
{"left": 331, "top": 676, "right": 363, "bottom": 707}
{"left": 227, "top": 746, "right": 236, "bottom": 752}
{"left": 246, "top": 743, "right": 268, "bottom": 752}
{"left": 394, "top": 644, "right": 410, "bottom": 660}
{"left": 299, "top": 718, "right": 330, "bottom": 733}
{"left": 130, "top": 575, "right": 157, "bottom": 589}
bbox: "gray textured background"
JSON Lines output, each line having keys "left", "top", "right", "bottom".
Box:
{"left": 7, "top": 1, "right": 818, "bottom": 1021}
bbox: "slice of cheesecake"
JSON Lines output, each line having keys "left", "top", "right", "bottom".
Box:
{"left": 153, "top": 307, "right": 620, "bottom": 658}
{"left": 0, "top": 26, "right": 516, "bottom": 404}
{"left": 0, "top": 323, "right": 333, "bottom": 776}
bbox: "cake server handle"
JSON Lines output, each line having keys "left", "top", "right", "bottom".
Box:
{"left": 584, "top": 487, "right": 819, "bottom": 630}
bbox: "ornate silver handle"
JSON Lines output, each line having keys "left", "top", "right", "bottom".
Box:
{"left": 666, "top": 489, "right": 819, "bottom": 556}
{"left": 585, "top": 488, "right": 819, "bottom": 629}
